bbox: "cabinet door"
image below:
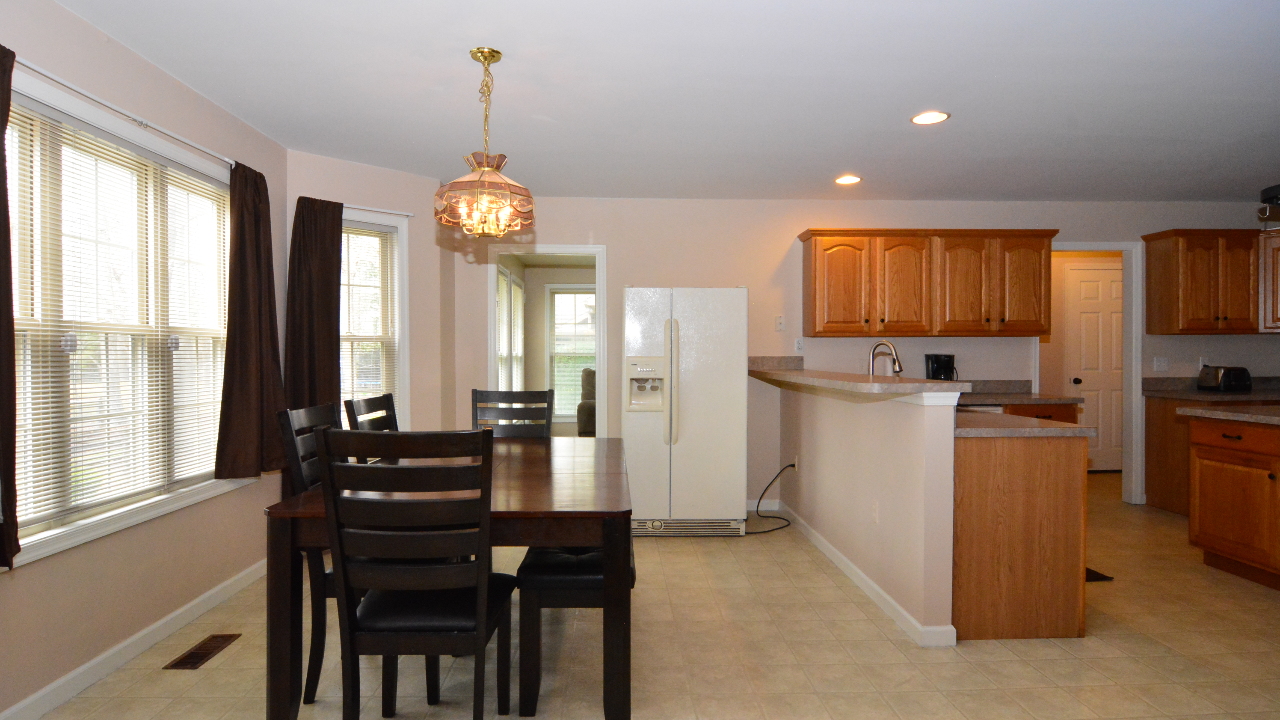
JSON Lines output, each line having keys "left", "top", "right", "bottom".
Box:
{"left": 993, "top": 236, "right": 1050, "bottom": 335}
{"left": 1190, "top": 445, "right": 1278, "bottom": 570}
{"left": 1178, "top": 235, "right": 1220, "bottom": 332}
{"left": 1264, "top": 232, "right": 1280, "bottom": 332}
{"left": 1219, "top": 234, "right": 1258, "bottom": 332}
{"left": 1004, "top": 404, "right": 1079, "bottom": 423}
{"left": 876, "top": 236, "right": 931, "bottom": 335}
{"left": 935, "top": 237, "right": 993, "bottom": 335}
{"left": 807, "top": 235, "right": 874, "bottom": 335}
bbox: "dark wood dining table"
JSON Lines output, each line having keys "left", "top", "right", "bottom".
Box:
{"left": 264, "top": 436, "right": 632, "bottom": 720}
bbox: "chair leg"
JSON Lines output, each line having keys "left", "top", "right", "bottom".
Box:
{"left": 303, "top": 551, "right": 327, "bottom": 704}
{"left": 518, "top": 589, "right": 541, "bottom": 717}
{"left": 498, "top": 600, "right": 511, "bottom": 715}
{"left": 382, "top": 655, "right": 398, "bottom": 718}
{"left": 341, "top": 646, "right": 361, "bottom": 720}
{"left": 426, "top": 655, "right": 440, "bottom": 705}
{"left": 473, "top": 639, "right": 486, "bottom": 720}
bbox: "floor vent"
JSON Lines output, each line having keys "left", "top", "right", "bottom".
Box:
{"left": 164, "top": 633, "right": 241, "bottom": 670}
{"left": 632, "top": 519, "right": 744, "bottom": 537}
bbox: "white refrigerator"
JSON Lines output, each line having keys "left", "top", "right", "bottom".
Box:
{"left": 622, "top": 287, "right": 747, "bottom": 536}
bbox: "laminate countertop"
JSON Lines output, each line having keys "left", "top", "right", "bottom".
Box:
{"left": 748, "top": 369, "right": 971, "bottom": 396}
{"left": 1176, "top": 406, "right": 1280, "bottom": 427}
{"left": 955, "top": 411, "right": 1097, "bottom": 438}
{"left": 959, "top": 393, "right": 1085, "bottom": 406}
{"left": 1143, "top": 377, "right": 1280, "bottom": 402}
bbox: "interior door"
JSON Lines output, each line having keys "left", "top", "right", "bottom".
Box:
{"left": 935, "top": 236, "right": 993, "bottom": 335}
{"left": 669, "top": 288, "right": 747, "bottom": 520}
{"left": 876, "top": 236, "right": 932, "bottom": 334}
{"left": 1218, "top": 234, "right": 1258, "bottom": 332}
{"left": 1063, "top": 264, "right": 1124, "bottom": 470}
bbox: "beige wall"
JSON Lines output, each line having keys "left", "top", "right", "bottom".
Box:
{"left": 1, "top": 0, "right": 290, "bottom": 712}
{"left": 283, "top": 150, "right": 444, "bottom": 431}
{"left": 522, "top": 267, "right": 595, "bottom": 396}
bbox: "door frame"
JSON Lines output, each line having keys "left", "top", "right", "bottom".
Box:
{"left": 486, "top": 244, "right": 609, "bottom": 437}
{"left": 1053, "top": 241, "right": 1145, "bottom": 504}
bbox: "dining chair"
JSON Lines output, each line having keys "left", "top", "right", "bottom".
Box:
{"left": 344, "top": 392, "right": 399, "bottom": 432}
{"left": 471, "top": 389, "right": 553, "bottom": 437}
{"left": 317, "top": 427, "right": 514, "bottom": 720}
{"left": 277, "top": 403, "right": 345, "bottom": 705}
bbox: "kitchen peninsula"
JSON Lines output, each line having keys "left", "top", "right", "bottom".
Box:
{"left": 751, "top": 365, "right": 1096, "bottom": 646}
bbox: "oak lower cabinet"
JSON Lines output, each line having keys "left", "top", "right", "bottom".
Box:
{"left": 1144, "top": 229, "right": 1260, "bottom": 334}
{"left": 1004, "top": 403, "right": 1079, "bottom": 423}
{"left": 801, "top": 229, "right": 1056, "bottom": 337}
{"left": 1188, "top": 417, "right": 1280, "bottom": 588}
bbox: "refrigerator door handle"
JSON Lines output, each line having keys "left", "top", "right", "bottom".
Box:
{"left": 662, "top": 320, "right": 672, "bottom": 445}
{"left": 670, "top": 318, "right": 680, "bottom": 445}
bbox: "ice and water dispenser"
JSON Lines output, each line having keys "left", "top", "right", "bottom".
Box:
{"left": 625, "top": 357, "right": 667, "bottom": 412}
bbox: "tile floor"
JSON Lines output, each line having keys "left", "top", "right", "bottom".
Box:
{"left": 41, "top": 474, "right": 1280, "bottom": 720}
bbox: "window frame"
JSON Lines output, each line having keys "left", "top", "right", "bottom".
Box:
{"left": 494, "top": 265, "right": 525, "bottom": 393}
{"left": 545, "top": 284, "right": 597, "bottom": 421}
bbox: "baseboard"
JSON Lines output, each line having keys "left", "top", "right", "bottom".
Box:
{"left": 748, "top": 499, "right": 780, "bottom": 512}
{"left": 0, "top": 559, "right": 267, "bottom": 720}
{"left": 780, "top": 503, "right": 956, "bottom": 647}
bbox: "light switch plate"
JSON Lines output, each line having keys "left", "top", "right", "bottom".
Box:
{"left": 775, "top": 315, "right": 784, "bottom": 332}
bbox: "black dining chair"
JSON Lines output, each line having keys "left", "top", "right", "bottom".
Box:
{"left": 317, "top": 427, "right": 515, "bottom": 720}
{"left": 471, "top": 389, "right": 553, "bottom": 437}
{"left": 277, "top": 403, "right": 345, "bottom": 705}
{"left": 344, "top": 392, "right": 399, "bottom": 432}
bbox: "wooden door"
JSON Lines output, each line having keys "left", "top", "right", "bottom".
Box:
{"left": 992, "top": 236, "right": 1050, "bottom": 335}
{"left": 935, "top": 236, "right": 993, "bottom": 335}
{"left": 803, "top": 233, "right": 873, "bottom": 336}
{"left": 1263, "top": 231, "right": 1280, "bottom": 332}
{"left": 876, "top": 236, "right": 931, "bottom": 335}
{"left": 1177, "top": 235, "right": 1219, "bottom": 332}
{"left": 1190, "top": 446, "right": 1278, "bottom": 570}
{"left": 1218, "top": 234, "right": 1258, "bottom": 332}
{"left": 1063, "top": 263, "right": 1124, "bottom": 470}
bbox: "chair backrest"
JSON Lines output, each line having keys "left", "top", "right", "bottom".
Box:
{"left": 318, "top": 428, "right": 495, "bottom": 633}
{"left": 278, "top": 403, "right": 344, "bottom": 496}
{"left": 345, "top": 393, "right": 399, "bottom": 432}
{"left": 471, "top": 389, "right": 554, "bottom": 438}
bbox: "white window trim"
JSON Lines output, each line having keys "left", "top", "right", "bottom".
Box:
{"left": 545, "top": 284, "right": 597, "bottom": 421}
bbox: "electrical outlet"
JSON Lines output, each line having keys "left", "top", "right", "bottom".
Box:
{"left": 872, "top": 500, "right": 879, "bottom": 524}
{"left": 795, "top": 338, "right": 804, "bottom": 353}
{"left": 775, "top": 315, "right": 784, "bottom": 332}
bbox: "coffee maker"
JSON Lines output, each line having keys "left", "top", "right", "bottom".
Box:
{"left": 925, "top": 354, "right": 957, "bottom": 381}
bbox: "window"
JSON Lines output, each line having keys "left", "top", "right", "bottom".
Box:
{"left": 549, "top": 289, "right": 596, "bottom": 417}
{"left": 339, "top": 225, "right": 397, "bottom": 402}
{"left": 495, "top": 266, "right": 524, "bottom": 392}
{"left": 7, "top": 104, "right": 229, "bottom": 534}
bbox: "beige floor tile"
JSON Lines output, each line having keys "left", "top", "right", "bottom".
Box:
{"left": 801, "top": 664, "right": 875, "bottom": 693}
{"left": 692, "top": 693, "right": 764, "bottom": 720}
{"left": 39, "top": 698, "right": 109, "bottom": 720}
{"left": 1050, "top": 637, "right": 1128, "bottom": 659}
{"left": 882, "top": 691, "right": 965, "bottom": 719}
{"left": 1002, "top": 640, "right": 1078, "bottom": 661}
{"left": 1066, "top": 685, "right": 1162, "bottom": 718}
{"left": 754, "top": 693, "right": 831, "bottom": 720}
{"left": 842, "top": 640, "right": 910, "bottom": 664}
{"left": 78, "top": 670, "right": 154, "bottom": 698}
{"left": 860, "top": 663, "right": 937, "bottom": 692}
{"left": 824, "top": 620, "right": 887, "bottom": 642}
{"left": 919, "top": 663, "right": 997, "bottom": 691}
{"left": 955, "top": 641, "right": 1019, "bottom": 663}
{"left": 81, "top": 697, "right": 172, "bottom": 720}
{"left": 1137, "top": 655, "right": 1229, "bottom": 683}
{"left": 1005, "top": 687, "right": 1100, "bottom": 720}
{"left": 1028, "top": 659, "right": 1116, "bottom": 687}
{"left": 973, "top": 661, "right": 1057, "bottom": 689}
{"left": 743, "top": 664, "right": 814, "bottom": 694}
{"left": 1184, "top": 681, "right": 1280, "bottom": 713}
{"left": 786, "top": 642, "right": 849, "bottom": 665}
{"left": 1082, "top": 657, "right": 1173, "bottom": 685}
{"left": 151, "top": 696, "right": 241, "bottom": 720}
{"left": 1126, "top": 683, "right": 1225, "bottom": 715}
{"left": 819, "top": 692, "right": 898, "bottom": 720}
{"left": 944, "top": 689, "right": 1036, "bottom": 720}
{"left": 117, "top": 670, "right": 205, "bottom": 698}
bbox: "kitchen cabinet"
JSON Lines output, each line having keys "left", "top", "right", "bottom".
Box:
{"left": 1143, "top": 229, "right": 1260, "bottom": 334}
{"left": 1004, "top": 403, "right": 1078, "bottom": 423}
{"left": 1188, "top": 418, "right": 1280, "bottom": 581}
{"left": 1262, "top": 230, "right": 1280, "bottom": 332}
{"left": 801, "top": 229, "right": 1056, "bottom": 337}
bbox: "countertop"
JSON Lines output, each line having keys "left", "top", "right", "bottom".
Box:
{"left": 955, "top": 411, "right": 1097, "bottom": 438}
{"left": 959, "top": 393, "right": 1085, "bottom": 406}
{"left": 748, "top": 369, "right": 971, "bottom": 395}
{"left": 1143, "top": 376, "right": 1280, "bottom": 402}
{"left": 1175, "top": 405, "right": 1280, "bottom": 427}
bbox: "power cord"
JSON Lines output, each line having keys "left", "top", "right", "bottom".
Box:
{"left": 746, "top": 463, "right": 795, "bottom": 534}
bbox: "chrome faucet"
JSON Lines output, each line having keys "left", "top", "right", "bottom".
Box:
{"left": 868, "top": 340, "right": 903, "bottom": 377}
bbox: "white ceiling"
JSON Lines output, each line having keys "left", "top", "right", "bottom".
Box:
{"left": 55, "top": 0, "right": 1280, "bottom": 202}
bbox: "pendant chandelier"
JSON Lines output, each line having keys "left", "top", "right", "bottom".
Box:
{"left": 434, "top": 47, "right": 534, "bottom": 238}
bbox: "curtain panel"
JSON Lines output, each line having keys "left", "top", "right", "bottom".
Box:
{"left": 0, "top": 45, "right": 19, "bottom": 568}
{"left": 283, "top": 197, "right": 344, "bottom": 409}
{"left": 214, "top": 163, "right": 288, "bottom": 479}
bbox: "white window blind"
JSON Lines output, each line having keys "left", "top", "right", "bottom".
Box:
{"left": 339, "top": 226, "right": 397, "bottom": 402}
{"left": 550, "top": 291, "right": 596, "bottom": 417}
{"left": 6, "top": 104, "right": 229, "bottom": 533}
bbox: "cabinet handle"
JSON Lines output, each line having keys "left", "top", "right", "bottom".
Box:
{"left": 1000, "top": 318, "right": 1006, "bottom": 322}
{"left": 1222, "top": 433, "right": 1244, "bottom": 441}
{"left": 985, "top": 317, "right": 990, "bottom": 322}
{"left": 1270, "top": 473, "right": 1277, "bottom": 480}
{"left": 1072, "top": 378, "right": 1083, "bottom": 385}
{"left": 1215, "top": 316, "right": 1221, "bottom": 321}
{"left": 1035, "top": 414, "right": 1052, "bottom": 419}
{"left": 880, "top": 318, "right": 885, "bottom": 323}
{"left": 864, "top": 319, "right": 870, "bottom": 324}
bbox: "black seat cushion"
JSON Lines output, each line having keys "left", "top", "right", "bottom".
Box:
{"left": 355, "top": 573, "right": 518, "bottom": 633}
{"left": 518, "top": 547, "right": 607, "bottom": 591}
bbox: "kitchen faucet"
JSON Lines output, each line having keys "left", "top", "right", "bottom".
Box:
{"left": 868, "top": 340, "right": 903, "bottom": 377}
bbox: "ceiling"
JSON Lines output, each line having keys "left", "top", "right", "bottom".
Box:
{"left": 55, "top": 0, "right": 1280, "bottom": 202}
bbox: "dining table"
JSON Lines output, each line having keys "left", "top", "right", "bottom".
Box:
{"left": 264, "top": 435, "right": 632, "bottom": 720}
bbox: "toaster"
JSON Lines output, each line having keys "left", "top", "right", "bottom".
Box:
{"left": 1197, "top": 365, "right": 1252, "bottom": 392}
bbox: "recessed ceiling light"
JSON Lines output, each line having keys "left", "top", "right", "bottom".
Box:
{"left": 835, "top": 175, "right": 861, "bottom": 185}
{"left": 912, "top": 111, "right": 950, "bottom": 125}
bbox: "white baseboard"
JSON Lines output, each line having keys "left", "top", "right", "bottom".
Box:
{"left": 780, "top": 503, "right": 956, "bottom": 647}
{"left": 748, "top": 499, "right": 780, "bottom": 512}
{"left": 0, "top": 560, "right": 267, "bottom": 720}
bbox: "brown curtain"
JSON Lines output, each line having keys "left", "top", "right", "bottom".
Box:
{"left": 283, "top": 197, "right": 344, "bottom": 409}
{"left": 0, "top": 45, "right": 19, "bottom": 568}
{"left": 215, "top": 163, "right": 288, "bottom": 479}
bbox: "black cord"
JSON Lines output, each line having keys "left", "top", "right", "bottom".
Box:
{"left": 746, "top": 463, "right": 795, "bottom": 534}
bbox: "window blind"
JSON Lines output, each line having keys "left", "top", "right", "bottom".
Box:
{"left": 6, "top": 104, "right": 229, "bottom": 532}
{"left": 339, "top": 227, "right": 397, "bottom": 402}
{"left": 550, "top": 291, "right": 596, "bottom": 417}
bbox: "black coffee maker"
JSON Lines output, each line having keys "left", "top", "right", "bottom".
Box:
{"left": 925, "top": 354, "right": 957, "bottom": 381}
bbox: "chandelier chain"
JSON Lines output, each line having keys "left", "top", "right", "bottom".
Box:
{"left": 478, "top": 60, "right": 494, "bottom": 155}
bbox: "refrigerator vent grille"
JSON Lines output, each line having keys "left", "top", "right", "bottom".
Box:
{"left": 631, "top": 519, "right": 745, "bottom": 537}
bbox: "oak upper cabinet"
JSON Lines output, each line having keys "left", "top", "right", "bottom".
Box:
{"left": 935, "top": 236, "right": 993, "bottom": 335}
{"left": 877, "top": 235, "right": 932, "bottom": 335}
{"left": 1144, "top": 229, "right": 1260, "bottom": 334}
{"left": 1261, "top": 230, "right": 1280, "bottom": 332}
{"left": 800, "top": 230, "right": 874, "bottom": 336}
{"left": 992, "top": 234, "right": 1053, "bottom": 335}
